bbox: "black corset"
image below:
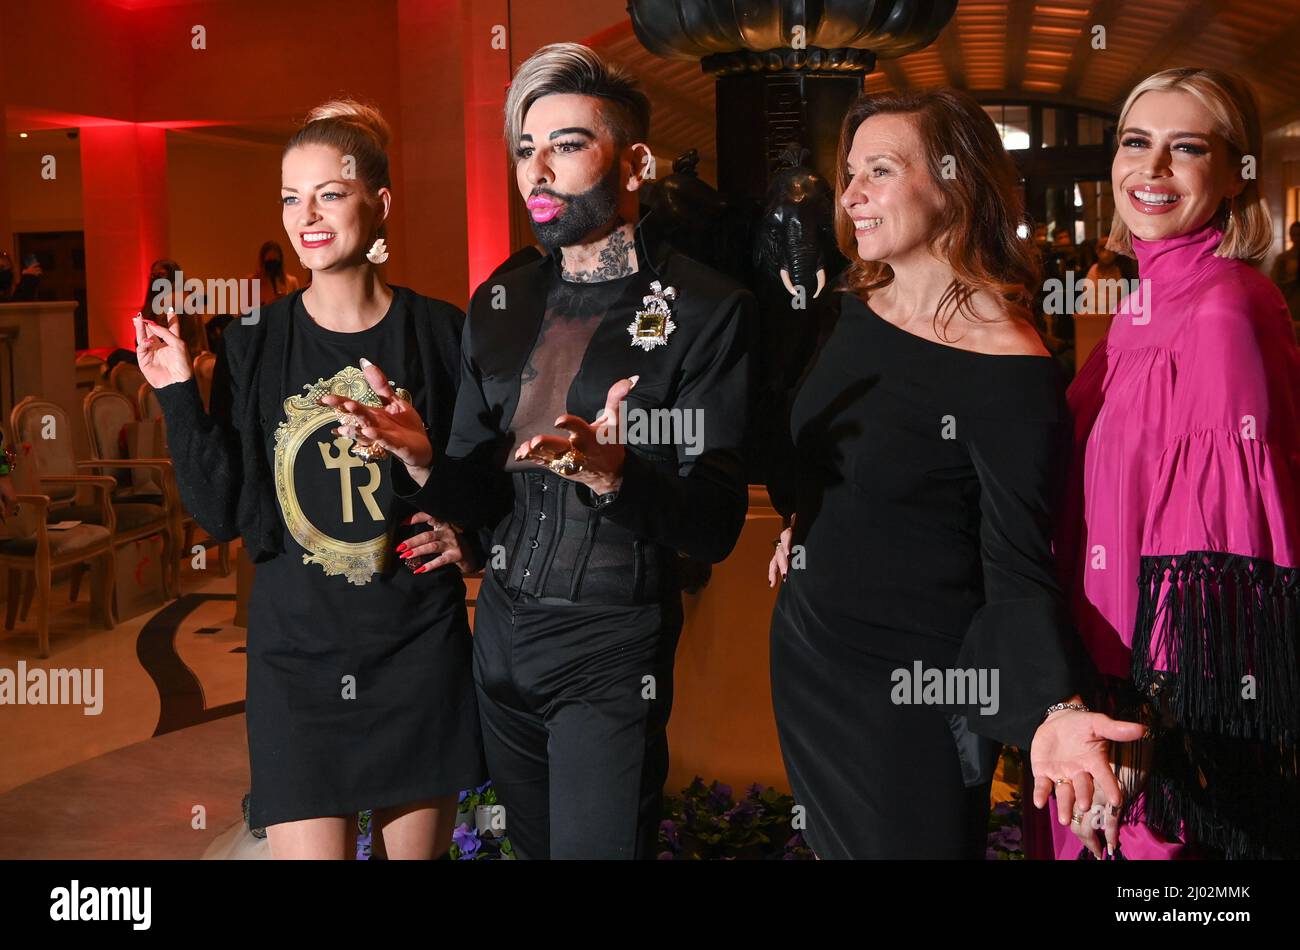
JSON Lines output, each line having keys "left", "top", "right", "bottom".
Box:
{"left": 490, "top": 469, "right": 671, "bottom": 605}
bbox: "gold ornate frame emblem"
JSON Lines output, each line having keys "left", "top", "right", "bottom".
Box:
{"left": 273, "top": 365, "right": 411, "bottom": 586}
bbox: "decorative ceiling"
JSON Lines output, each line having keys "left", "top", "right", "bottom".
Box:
{"left": 592, "top": 0, "right": 1300, "bottom": 174}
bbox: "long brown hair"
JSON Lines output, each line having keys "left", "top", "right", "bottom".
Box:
{"left": 834, "top": 88, "right": 1041, "bottom": 337}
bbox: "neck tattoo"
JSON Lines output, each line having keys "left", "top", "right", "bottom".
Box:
{"left": 561, "top": 226, "right": 637, "bottom": 283}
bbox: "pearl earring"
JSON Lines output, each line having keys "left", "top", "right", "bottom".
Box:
{"left": 366, "top": 238, "right": 389, "bottom": 264}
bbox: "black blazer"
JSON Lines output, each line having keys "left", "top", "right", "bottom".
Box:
{"left": 154, "top": 285, "right": 465, "bottom": 563}
{"left": 398, "top": 214, "right": 757, "bottom": 603}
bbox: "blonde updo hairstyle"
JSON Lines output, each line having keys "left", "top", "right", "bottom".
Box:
{"left": 1108, "top": 68, "right": 1271, "bottom": 262}
{"left": 284, "top": 99, "right": 392, "bottom": 238}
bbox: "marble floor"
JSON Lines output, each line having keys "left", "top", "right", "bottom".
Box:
{"left": 0, "top": 551, "right": 253, "bottom": 857}
{"left": 0, "top": 546, "right": 488, "bottom": 859}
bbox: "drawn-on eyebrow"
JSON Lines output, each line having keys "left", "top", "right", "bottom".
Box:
{"left": 518, "top": 128, "right": 596, "bottom": 146}
{"left": 1119, "top": 127, "right": 1212, "bottom": 141}
{"left": 281, "top": 180, "right": 352, "bottom": 192}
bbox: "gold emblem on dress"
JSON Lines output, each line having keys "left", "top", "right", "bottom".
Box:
{"left": 273, "top": 365, "right": 411, "bottom": 585}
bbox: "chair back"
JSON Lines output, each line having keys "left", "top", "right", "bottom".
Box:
{"left": 9, "top": 397, "right": 78, "bottom": 504}
{"left": 109, "top": 362, "right": 148, "bottom": 407}
{"left": 137, "top": 384, "right": 167, "bottom": 455}
{"left": 84, "top": 389, "right": 141, "bottom": 488}
{"left": 138, "top": 383, "right": 163, "bottom": 421}
{"left": 0, "top": 425, "right": 43, "bottom": 542}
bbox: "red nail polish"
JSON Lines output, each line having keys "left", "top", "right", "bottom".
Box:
{"left": 396, "top": 542, "right": 408, "bottom": 553}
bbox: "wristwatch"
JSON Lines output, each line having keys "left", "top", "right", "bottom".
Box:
{"left": 592, "top": 488, "right": 619, "bottom": 509}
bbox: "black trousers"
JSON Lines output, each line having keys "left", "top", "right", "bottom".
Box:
{"left": 472, "top": 572, "right": 684, "bottom": 859}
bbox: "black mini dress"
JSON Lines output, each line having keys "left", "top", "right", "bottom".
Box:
{"left": 245, "top": 287, "right": 486, "bottom": 828}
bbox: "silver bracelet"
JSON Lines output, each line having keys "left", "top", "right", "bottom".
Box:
{"left": 1045, "top": 701, "right": 1090, "bottom": 719}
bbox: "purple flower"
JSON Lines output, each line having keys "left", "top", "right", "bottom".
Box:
{"left": 725, "top": 800, "right": 759, "bottom": 823}
{"left": 660, "top": 819, "right": 681, "bottom": 848}
{"left": 457, "top": 789, "right": 469, "bottom": 804}
{"left": 707, "top": 782, "right": 733, "bottom": 809}
{"left": 453, "top": 822, "right": 481, "bottom": 858}
{"left": 657, "top": 850, "right": 675, "bottom": 861}
{"left": 475, "top": 781, "right": 492, "bottom": 794}
{"left": 985, "top": 847, "right": 999, "bottom": 860}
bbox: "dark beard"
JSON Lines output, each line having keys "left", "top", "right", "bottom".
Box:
{"left": 528, "top": 167, "right": 621, "bottom": 251}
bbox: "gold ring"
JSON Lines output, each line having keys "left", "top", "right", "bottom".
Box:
{"left": 1071, "top": 812, "right": 1086, "bottom": 825}
{"left": 547, "top": 449, "right": 584, "bottom": 476}
{"left": 350, "top": 439, "right": 388, "bottom": 462}
{"left": 1056, "top": 778, "right": 1072, "bottom": 786}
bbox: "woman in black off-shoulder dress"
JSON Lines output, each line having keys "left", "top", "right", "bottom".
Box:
{"left": 767, "top": 88, "right": 1144, "bottom": 860}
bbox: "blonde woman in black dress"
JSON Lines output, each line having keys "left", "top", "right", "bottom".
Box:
{"left": 137, "top": 101, "right": 486, "bottom": 858}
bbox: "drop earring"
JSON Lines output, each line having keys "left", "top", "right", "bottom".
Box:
{"left": 367, "top": 238, "right": 389, "bottom": 264}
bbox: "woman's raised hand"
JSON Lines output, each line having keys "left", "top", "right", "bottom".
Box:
{"left": 135, "top": 308, "right": 193, "bottom": 387}
{"left": 318, "top": 358, "right": 435, "bottom": 477}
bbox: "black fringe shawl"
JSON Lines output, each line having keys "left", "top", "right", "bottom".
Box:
{"left": 1121, "top": 551, "right": 1300, "bottom": 859}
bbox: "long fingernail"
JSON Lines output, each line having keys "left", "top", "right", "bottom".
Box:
{"left": 1107, "top": 843, "right": 1114, "bottom": 856}
{"left": 628, "top": 375, "right": 640, "bottom": 387}
{"left": 396, "top": 542, "right": 408, "bottom": 553}
{"left": 360, "top": 357, "right": 372, "bottom": 368}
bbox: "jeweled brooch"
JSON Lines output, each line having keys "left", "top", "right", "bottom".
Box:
{"left": 627, "top": 281, "right": 678, "bottom": 351}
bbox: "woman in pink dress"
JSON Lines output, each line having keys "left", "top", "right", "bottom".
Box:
{"left": 1030, "top": 67, "right": 1300, "bottom": 860}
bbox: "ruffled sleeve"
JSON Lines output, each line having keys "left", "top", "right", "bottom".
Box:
{"left": 1131, "top": 282, "right": 1300, "bottom": 741}
{"left": 952, "top": 360, "right": 1096, "bottom": 749}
